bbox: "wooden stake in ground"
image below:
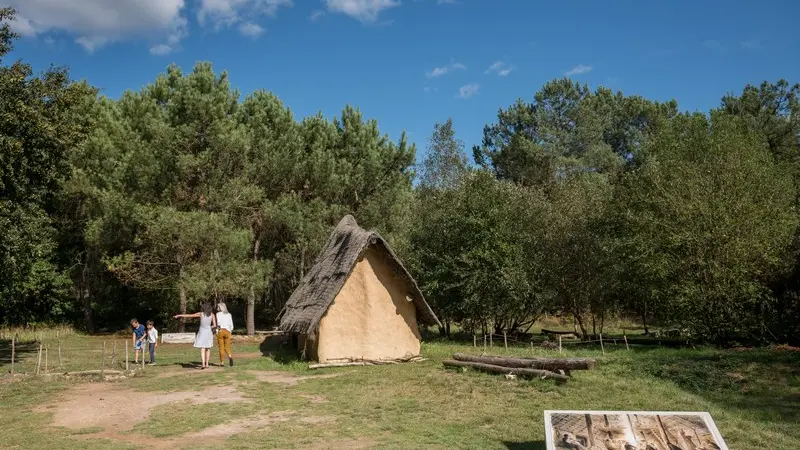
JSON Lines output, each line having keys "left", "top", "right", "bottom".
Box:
{"left": 10, "top": 335, "right": 15, "bottom": 375}
{"left": 490, "top": 333, "right": 493, "bottom": 348}
{"left": 36, "top": 343, "right": 42, "bottom": 375}
{"left": 101, "top": 341, "right": 106, "bottom": 380}
{"left": 442, "top": 360, "right": 569, "bottom": 382}
{"left": 483, "top": 335, "right": 487, "bottom": 353}
{"left": 624, "top": 332, "right": 630, "bottom": 351}
{"left": 111, "top": 341, "right": 117, "bottom": 369}
{"left": 473, "top": 335, "right": 476, "bottom": 348}
{"left": 559, "top": 335, "right": 563, "bottom": 354}
{"left": 599, "top": 334, "right": 605, "bottom": 355}
{"left": 58, "top": 341, "right": 63, "bottom": 370}
{"left": 125, "top": 341, "right": 129, "bottom": 371}
{"left": 503, "top": 331, "right": 508, "bottom": 351}
{"left": 45, "top": 347, "right": 48, "bottom": 374}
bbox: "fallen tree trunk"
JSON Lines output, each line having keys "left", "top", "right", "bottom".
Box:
{"left": 541, "top": 329, "right": 578, "bottom": 335}
{"left": 453, "top": 353, "right": 596, "bottom": 370}
{"left": 443, "top": 360, "right": 569, "bottom": 381}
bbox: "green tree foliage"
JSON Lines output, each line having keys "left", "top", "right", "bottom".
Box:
{"left": 616, "top": 112, "right": 797, "bottom": 342}
{"left": 2, "top": 4, "right": 799, "bottom": 347}
{"left": 0, "top": 8, "right": 96, "bottom": 324}
{"left": 61, "top": 61, "right": 414, "bottom": 333}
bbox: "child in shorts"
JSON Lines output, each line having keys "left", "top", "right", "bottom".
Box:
{"left": 131, "top": 318, "right": 146, "bottom": 364}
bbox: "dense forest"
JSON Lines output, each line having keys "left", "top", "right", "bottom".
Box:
{"left": 1, "top": 9, "right": 798, "bottom": 345}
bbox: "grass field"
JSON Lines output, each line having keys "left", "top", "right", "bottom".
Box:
{"left": 1, "top": 333, "right": 798, "bottom": 449}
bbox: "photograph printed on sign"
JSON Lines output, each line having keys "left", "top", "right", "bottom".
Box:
{"left": 544, "top": 411, "right": 727, "bottom": 450}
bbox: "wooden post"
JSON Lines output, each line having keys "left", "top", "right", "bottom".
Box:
{"left": 10, "top": 335, "right": 15, "bottom": 375}
{"left": 490, "top": 333, "right": 493, "bottom": 348}
{"left": 585, "top": 414, "right": 596, "bottom": 448}
{"left": 530, "top": 341, "right": 533, "bottom": 352}
{"left": 45, "top": 347, "right": 48, "bottom": 374}
{"left": 36, "top": 343, "right": 42, "bottom": 375}
{"left": 483, "top": 335, "right": 487, "bottom": 353}
{"left": 473, "top": 335, "right": 476, "bottom": 348}
{"left": 58, "top": 341, "right": 63, "bottom": 370}
{"left": 558, "top": 335, "right": 563, "bottom": 354}
{"left": 111, "top": 341, "right": 117, "bottom": 369}
{"left": 599, "top": 334, "right": 605, "bottom": 355}
{"left": 624, "top": 332, "right": 630, "bottom": 351}
{"left": 125, "top": 341, "right": 129, "bottom": 371}
{"left": 141, "top": 352, "right": 145, "bottom": 370}
{"left": 101, "top": 341, "right": 106, "bottom": 380}
{"left": 503, "top": 331, "right": 507, "bottom": 351}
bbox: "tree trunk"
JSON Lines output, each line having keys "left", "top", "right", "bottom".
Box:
{"left": 452, "top": 353, "right": 596, "bottom": 370}
{"left": 575, "top": 313, "right": 588, "bottom": 340}
{"left": 247, "top": 286, "right": 256, "bottom": 336}
{"left": 246, "top": 235, "right": 261, "bottom": 336}
{"left": 178, "top": 281, "right": 187, "bottom": 333}
{"left": 79, "top": 263, "right": 94, "bottom": 332}
{"left": 641, "top": 305, "right": 650, "bottom": 335}
{"left": 442, "top": 360, "right": 569, "bottom": 381}
{"left": 446, "top": 321, "right": 451, "bottom": 338}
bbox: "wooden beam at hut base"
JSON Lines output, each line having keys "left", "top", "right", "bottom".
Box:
{"left": 442, "top": 360, "right": 570, "bottom": 382}
{"left": 308, "top": 355, "right": 426, "bottom": 369}
{"left": 452, "top": 353, "right": 596, "bottom": 371}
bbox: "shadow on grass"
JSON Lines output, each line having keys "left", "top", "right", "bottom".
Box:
{"left": 0, "top": 338, "right": 41, "bottom": 365}
{"left": 640, "top": 348, "right": 800, "bottom": 424}
{"left": 259, "top": 335, "right": 302, "bottom": 365}
{"left": 503, "top": 441, "right": 546, "bottom": 450}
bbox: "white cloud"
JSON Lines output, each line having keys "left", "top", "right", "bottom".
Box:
{"left": 310, "top": 9, "right": 326, "bottom": 21}
{"left": 6, "top": 0, "right": 186, "bottom": 52}
{"left": 149, "top": 44, "right": 174, "bottom": 56}
{"left": 565, "top": 64, "right": 593, "bottom": 76}
{"left": 198, "top": 0, "right": 292, "bottom": 29}
{"left": 702, "top": 39, "right": 725, "bottom": 52}
{"left": 458, "top": 83, "right": 479, "bottom": 99}
{"left": 485, "top": 60, "right": 513, "bottom": 76}
{"left": 324, "top": 0, "right": 400, "bottom": 23}
{"left": 741, "top": 38, "right": 763, "bottom": 51}
{"left": 424, "top": 86, "right": 437, "bottom": 93}
{"left": 238, "top": 22, "right": 265, "bottom": 38}
{"left": 426, "top": 61, "right": 466, "bottom": 78}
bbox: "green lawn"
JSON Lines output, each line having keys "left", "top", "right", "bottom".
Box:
{"left": 1, "top": 334, "right": 798, "bottom": 449}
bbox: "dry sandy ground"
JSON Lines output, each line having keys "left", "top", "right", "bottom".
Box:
{"left": 35, "top": 368, "right": 362, "bottom": 449}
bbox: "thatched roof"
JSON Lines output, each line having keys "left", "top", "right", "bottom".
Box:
{"left": 278, "top": 215, "right": 441, "bottom": 334}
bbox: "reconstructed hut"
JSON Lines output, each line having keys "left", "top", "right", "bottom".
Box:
{"left": 278, "top": 215, "right": 440, "bottom": 362}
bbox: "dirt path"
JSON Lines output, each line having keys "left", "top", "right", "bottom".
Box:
{"left": 250, "top": 370, "right": 344, "bottom": 386}
{"left": 38, "top": 369, "right": 352, "bottom": 449}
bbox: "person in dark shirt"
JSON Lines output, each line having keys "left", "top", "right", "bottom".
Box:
{"left": 131, "top": 319, "right": 146, "bottom": 364}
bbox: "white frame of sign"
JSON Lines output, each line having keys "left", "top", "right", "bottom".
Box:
{"left": 543, "top": 410, "right": 728, "bottom": 450}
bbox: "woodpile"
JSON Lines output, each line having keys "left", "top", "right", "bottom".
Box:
{"left": 442, "top": 353, "right": 596, "bottom": 382}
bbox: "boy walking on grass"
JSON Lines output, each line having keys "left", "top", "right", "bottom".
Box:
{"left": 146, "top": 320, "right": 158, "bottom": 365}
{"left": 131, "top": 318, "right": 146, "bottom": 364}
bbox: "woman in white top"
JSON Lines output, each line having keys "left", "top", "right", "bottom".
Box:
{"left": 215, "top": 302, "right": 235, "bottom": 367}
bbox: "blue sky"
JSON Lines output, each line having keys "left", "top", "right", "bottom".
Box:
{"left": 8, "top": 0, "right": 800, "bottom": 162}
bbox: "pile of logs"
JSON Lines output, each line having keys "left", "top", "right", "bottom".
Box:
{"left": 442, "top": 353, "right": 596, "bottom": 382}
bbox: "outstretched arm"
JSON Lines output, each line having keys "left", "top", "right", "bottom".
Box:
{"left": 174, "top": 312, "right": 203, "bottom": 319}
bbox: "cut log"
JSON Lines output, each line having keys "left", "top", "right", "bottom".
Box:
{"left": 452, "top": 353, "right": 596, "bottom": 370}
{"left": 541, "top": 329, "right": 578, "bottom": 335}
{"left": 308, "top": 356, "right": 426, "bottom": 370}
{"left": 442, "top": 360, "right": 569, "bottom": 381}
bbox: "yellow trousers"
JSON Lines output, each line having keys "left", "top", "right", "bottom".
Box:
{"left": 217, "top": 329, "right": 232, "bottom": 363}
